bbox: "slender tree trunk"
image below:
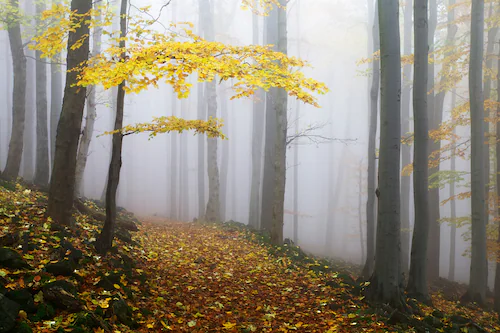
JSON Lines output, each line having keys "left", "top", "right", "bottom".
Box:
{"left": 95, "top": 0, "right": 127, "bottom": 254}
{"left": 400, "top": 0, "right": 412, "bottom": 279}
{"left": 197, "top": 1, "right": 206, "bottom": 219}
{"left": 179, "top": 99, "right": 189, "bottom": 220}
{"left": 427, "top": 0, "right": 441, "bottom": 281}
{"left": 361, "top": 0, "right": 379, "bottom": 280}
{"left": 494, "top": 40, "right": 500, "bottom": 314}
{"left": 448, "top": 90, "right": 457, "bottom": 281}
{"left": 270, "top": 0, "right": 288, "bottom": 245}
{"left": 359, "top": 159, "right": 365, "bottom": 264}
{"left": 248, "top": 4, "right": 265, "bottom": 229}
{"left": 406, "top": 0, "right": 430, "bottom": 303}
{"left": 200, "top": 0, "right": 220, "bottom": 222}
{"left": 47, "top": 0, "right": 92, "bottom": 226}
{"left": 33, "top": 1, "right": 49, "bottom": 187}
{"left": 465, "top": 0, "right": 487, "bottom": 305}
{"left": 169, "top": 2, "right": 178, "bottom": 220}
{"left": 367, "top": 0, "right": 405, "bottom": 308}
{"left": 292, "top": 0, "right": 301, "bottom": 244}
{"left": 74, "top": 5, "right": 102, "bottom": 197}
{"left": 219, "top": 86, "right": 229, "bottom": 221}
{"left": 50, "top": 2, "right": 63, "bottom": 171}
{"left": 2, "top": 0, "right": 27, "bottom": 181}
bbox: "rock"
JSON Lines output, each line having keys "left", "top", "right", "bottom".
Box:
{"left": 432, "top": 310, "right": 444, "bottom": 319}
{"left": 450, "top": 314, "right": 470, "bottom": 325}
{"left": 43, "top": 284, "right": 82, "bottom": 312}
{"left": 60, "top": 240, "right": 83, "bottom": 263}
{"left": 117, "top": 219, "right": 138, "bottom": 232}
{"left": 0, "top": 247, "right": 31, "bottom": 269}
{"left": 46, "top": 259, "right": 76, "bottom": 276}
{"left": 0, "top": 293, "right": 20, "bottom": 332}
{"left": 12, "top": 321, "right": 32, "bottom": 333}
{"left": 423, "top": 315, "right": 443, "bottom": 328}
{"left": 97, "top": 272, "right": 122, "bottom": 291}
{"left": 115, "top": 229, "right": 134, "bottom": 244}
{"left": 284, "top": 238, "right": 295, "bottom": 246}
{"left": 112, "top": 297, "right": 135, "bottom": 326}
{"left": 0, "top": 233, "right": 19, "bottom": 247}
{"left": 34, "top": 303, "right": 55, "bottom": 320}
{"left": 5, "top": 289, "right": 36, "bottom": 313}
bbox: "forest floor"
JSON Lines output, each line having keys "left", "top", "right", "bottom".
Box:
{"left": 0, "top": 181, "right": 499, "bottom": 332}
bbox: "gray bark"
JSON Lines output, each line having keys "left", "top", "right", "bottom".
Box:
{"left": 2, "top": 0, "right": 27, "bottom": 181}
{"left": 260, "top": 6, "right": 278, "bottom": 233}
{"left": 361, "top": 0, "right": 379, "bottom": 279}
{"left": 494, "top": 39, "right": 500, "bottom": 314}
{"left": 197, "top": 1, "right": 206, "bottom": 219}
{"left": 50, "top": 0, "right": 62, "bottom": 168}
{"left": 366, "top": 0, "right": 404, "bottom": 308}
{"left": 179, "top": 99, "right": 189, "bottom": 220}
{"left": 248, "top": 4, "right": 265, "bottom": 229}
{"left": 201, "top": 0, "right": 220, "bottom": 222}
{"left": 270, "top": 0, "right": 288, "bottom": 246}
{"left": 292, "top": 0, "right": 301, "bottom": 244}
{"left": 400, "top": 0, "right": 412, "bottom": 278}
{"left": 427, "top": 0, "right": 440, "bottom": 281}
{"left": 33, "top": 1, "right": 49, "bottom": 187}
{"left": 74, "top": 3, "right": 102, "bottom": 197}
{"left": 47, "top": 0, "right": 92, "bottom": 226}
{"left": 466, "top": 0, "right": 487, "bottom": 305}
{"left": 448, "top": 90, "right": 457, "bottom": 282}
{"left": 219, "top": 86, "right": 229, "bottom": 221}
{"left": 406, "top": 0, "right": 430, "bottom": 303}
{"left": 359, "top": 159, "right": 365, "bottom": 264}
{"left": 169, "top": 96, "right": 178, "bottom": 220}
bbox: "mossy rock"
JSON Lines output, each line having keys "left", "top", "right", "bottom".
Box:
{"left": 5, "top": 289, "right": 36, "bottom": 313}
{"left": 0, "top": 247, "right": 31, "bottom": 269}
{"left": 32, "top": 303, "right": 55, "bottom": 321}
{"left": 12, "top": 321, "right": 32, "bottom": 333}
{"left": 46, "top": 259, "right": 77, "bottom": 277}
{"left": 0, "top": 293, "right": 20, "bottom": 333}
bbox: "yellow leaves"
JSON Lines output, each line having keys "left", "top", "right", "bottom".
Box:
{"left": 222, "top": 321, "right": 237, "bottom": 329}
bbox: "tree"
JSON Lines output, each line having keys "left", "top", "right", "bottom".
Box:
{"left": 95, "top": 0, "right": 128, "bottom": 254}
{"left": 361, "top": 0, "right": 379, "bottom": 279}
{"left": 50, "top": 0, "right": 63, "bottom": 169}
{"left": 494, "top": 38, "right": 500, "bottom": 314}
{"left": 366, "top": 0, "right": 405, "bottom": 308}
{"left": 465, "top": 0, "right": 487, "bottom": 305}
{"left": 248, "top": 1, "right": 265, "bottom": 229}
{"left": 427, "top": 0, "right": 440, "bottom": 281}
{"left": 406, "top": 0, "right": 430, "bottom": 303}
{"left": 46, "top": 0, "right": 92, "bottom": 225}
{"left": 448, "top": 91, "right": 457, "bottom": 282}
{"left": 400, "top": 0, "right": 412, "bottom": 279}
{"left": 196, "top": 0, "right": 206, "bottom": 219}
{"left": 33, "top": 0, "right": 49, "bottom": 187}
{"left": 75, "top": 2, "right": 103, "bottom": 197}
{"left": 1, "top": 0, "right": 27, "bottom": 181}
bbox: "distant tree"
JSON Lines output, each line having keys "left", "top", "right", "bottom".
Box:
{"left": 50, "top": 0, "right": 63, "bottom": 168}
{"left": 47, "top": 0, "right": 92, "bottom": 225}
{"left": 465, "top": 0, "right": 487, "bottom": 305}
{"left": 361, "top": 0, "right": 379, "bottom": 279}
{"left": 1, "top": 0, "right": 27, "bottom": 181}
{"left": 448, "top": 91, "right": 457, "bottom": 282}
{"left": 406, "top": 0, "right": 430, "bottom": 303}
{"left": 494, "top": 38, "right": 500, "bottom": 314}
{"left": 366, "top": 0, "right": 405, "bottom": 308}
{"left": 400, "top": 0, "right": 412, "bottom": 278}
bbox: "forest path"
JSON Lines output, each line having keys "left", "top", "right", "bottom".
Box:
{"left": 134, "top": 218, "right": 374, "bottom": 332}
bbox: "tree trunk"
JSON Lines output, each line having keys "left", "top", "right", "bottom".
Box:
{"left": 2, "top": 0, "right": 27, "bottom": 181}
{"left": 366, "top": 0, "right": 405, "bottom": 308}
{"left": 359, "top": 159, "right": 365, "bottom": 264}
{"left": 50, "top": 1, "right": 63, "bottom": 170}
{"left": 219, "top": 86, "right": 229, "bottom": 221}
{"left": 260, "top": 6, "right": 279, "bottom": 233}
{"left": 75, "top": 5, "right": 102, "bottom": 197}
{"left": 292, "top": 0, "right": 301, "bottom": 244}
{"left": 400, "top": 0, "right": 412, "bottom": 280}
{"left": 361, "top": 0, "right": 379, "bottom": 280}
{"left": 47, "top": 0, "right": 92, "bottom": 226}
{"left": 406, "top": 0, "right": 430, "bottom": 303}
{"left": 494, "top": 39, "right": 500, "bottom": 314}
{"left": 95, "top": 0, "right": 127, "bottom": 254}
{"left": 199, "top": 0, "right": 220, "bottom": 222}
{"left": 448, "top": 90, "right": 457, "bottom": 281}
{"left": 168, "top": 2, "right": 178, "bottom": 220}
{"left": 270, "top": 0, "right": 288, "bottom": 246}
{"left": 465, "top": 0, "right": 487, "bottom": 305}
{"left": 427, "top": 0, "right": 441, "bottom": 281}
{"left": 179, "top": 99, "right": 189, "bottom": 220}
{"left": 33, "top": 1, "right": 49, "bottom": 188}
{"left": 197, "top": 0, "right": 206, "bottom": 219}
{"left": 248, "top": 4, "right": 265, "bottom": 229}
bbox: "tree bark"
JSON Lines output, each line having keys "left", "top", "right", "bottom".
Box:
{"left": 406, "top": 0, "right": 430, "bottom": 303}
{"left": 292, "top": 0, "right": 301, "bottom": 244}
{"left": 448, "top": 90, "right": 457, "bottom": 281}
{"left": 400, "top": 0, "right": 412, "bottom": 280}
{"left": 196, "top": 0, "right": 206, "bottom": 219}
{"left": 260, "top": 5, "right": 278, "bottom": 233}
{"left": 366, "top": 0, "right": 405, "bottom": 308}
{"left": 248, "top": 3, "right": 265, "bottom": 229}
{"left": 75, "top": 4, "right": 102, "bottom": 197}
{"left": 427, "top": 0, "right": 441, "bottom": 281}
{"left": 2, "top": 0, "right": 27, "bottom": 181}
{"left": 361, "top": 0, "right": 379, "bottom": 280}
{"left": 50, "top": 0, "right": 63, "bottom": 170}
{"left": 494, "top": 39, "right": 500, "bottom": 314}
{"left": 179, "top": 99, "right": 189, "bottom": 220}
{"left": 199, "top": 0, "right": 220, "bottom": 222}
{"left": 219, "top": 86, "right": 229, "bottom": 221}
{"left": 47, "top": 0, "right": 92, "bottom": 226}
{"left": 33, "top": 1, "right": 49, "bottom": 187}
{"left": 270, "top": 0, "right": 288, "bottom": 246}
{"left": 95, "top": 0, "right": 127, "bottom": 254}
{"left": 465, "top": 0, "right": 487, "bottom": 305}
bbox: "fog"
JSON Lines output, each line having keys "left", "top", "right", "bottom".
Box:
{"left": 0, "top": 0, "right": 480, "bottom": 287}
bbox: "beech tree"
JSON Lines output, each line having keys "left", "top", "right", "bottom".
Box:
{"left": 366, "top": 0, "right": 404, "bottom": 308}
